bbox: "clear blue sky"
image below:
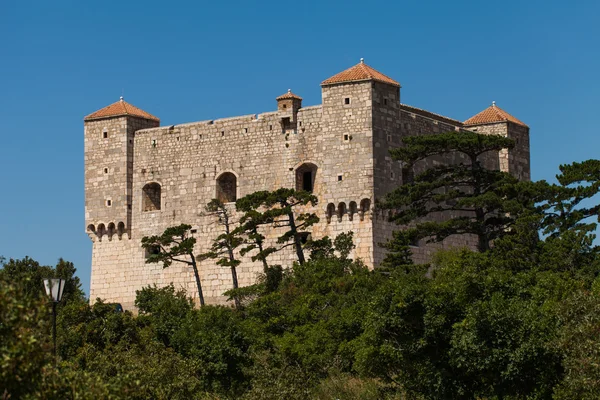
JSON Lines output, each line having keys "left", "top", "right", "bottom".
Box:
{"left": 1, "top": 0, "right": 598, "bottom": 295}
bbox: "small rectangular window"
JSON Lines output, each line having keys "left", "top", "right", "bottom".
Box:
{"left": 106, "top": 199, "right": 112, "bottom": 207}
{"left": 383, "top": 98, "right": 388, "bottom": 105}
{"left": 344, "top": 97, "right": 350, "bottom": 105}
{"left": 338, "top": 175, "right": 343, "bottom": 181}
{"left": 244, "top": 128, "right": 248, "bottom": 133}
{"left": 103, "top": 131, "right": 108, "bottom": 138}
{"left": 344, "top": 134, "right": 349, "bottom": 141}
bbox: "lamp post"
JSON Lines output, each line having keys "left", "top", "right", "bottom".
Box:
{"left": 43, "top": 278, "right": 65, "bottom": 365}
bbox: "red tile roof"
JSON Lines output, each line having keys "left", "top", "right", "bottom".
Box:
{"left": 276, "top": 89, "right": 302, "bottom": 100}
{"left": 322, "top": 59, "right": 400, "bottom": 87}
{"left": 464, "top": 102, "right": 527, "bottom": 127}
{"left": 84, "top": 98, "right": 160, "bottom": 122}
{"left": 400, "top": 104, "right": 463, "bottom": 126}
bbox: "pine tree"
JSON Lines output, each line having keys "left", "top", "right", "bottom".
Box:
{"left": 141, "top": 224, "right": 205, "bottom": 306}
{"left": 382, "top": 131, "right": 540, "bottom": 252}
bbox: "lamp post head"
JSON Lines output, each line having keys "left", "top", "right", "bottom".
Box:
{"left": 43, "top": 278, "right": 66, "bottom": 303}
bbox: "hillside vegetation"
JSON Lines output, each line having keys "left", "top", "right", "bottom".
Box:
{"left": 3, "top": 133, "right": 600, "bottom": 399}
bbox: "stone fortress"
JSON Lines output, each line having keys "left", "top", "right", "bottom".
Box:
{"left": 85, "top": 59, "right": 530, "bottom": 310}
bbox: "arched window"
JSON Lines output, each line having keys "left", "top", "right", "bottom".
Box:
{"left": 349, "top": 201, "right": 358, "bottom": 221}
{"left": 337, "top": 202, "right": 346, "bottom": 222}
{"left": 87, "top": 224, "right": 96, "bottom": 233}
{"left": 216, "top": 172, "right": 237, "bottom": 203}
{"left": 326, "top": 203, "right": 336, "bottom": 223}
{"left": 295, "top": 163, "right": 318, "bottom": 193}
{"left": 402, "top": 166, "right": 414, "bottom": 184}
{"left": 360, "top": 198, "right": 371, "bottom": 221}
{"left": 107, "top": 222, "right": 115, "bottom": 240}
{"left": 143, "top": 183, "right": 161, "bottom": 211}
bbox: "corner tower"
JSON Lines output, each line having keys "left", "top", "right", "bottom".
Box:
{"left": 464, "top": 102, "right": 530, "bottom": 181}
{"left": 320, "top": 59, "right": 401, "bottom": 265}
{"left": 84, "top": 98, "right": 160, "bottom": 241}
{"left": 321, "top": 58, "right": 402, "bottom": 200}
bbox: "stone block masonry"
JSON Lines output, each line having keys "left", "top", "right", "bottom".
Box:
{"left": 84, "top": 60, "right": 531, "bottom": 310}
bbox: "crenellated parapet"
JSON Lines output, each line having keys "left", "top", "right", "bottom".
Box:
{"left": 86, "top": 221, "right": 129, "bottom": 242}
{"left": 325, "top": 198, "right": 371, "bottom": 223}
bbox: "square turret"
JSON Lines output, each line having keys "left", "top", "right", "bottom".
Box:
{"left": 84, "top": 98, "right": 160, "bottom": 241}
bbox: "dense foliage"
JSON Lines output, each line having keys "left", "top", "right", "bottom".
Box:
{"left": 4, "top": 133, "right": 600, "bottom": 399}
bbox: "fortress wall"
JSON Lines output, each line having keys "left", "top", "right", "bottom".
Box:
{"left": 84, "top": 116, "right": 159, "bottom": 233}
{"left": 87, "top": 81, "right": 530, "bottom": 309}
{"left": 320, "top": 82, "right": 375, "bottom": 203}
{"left": 89, "top": 233, "right": 196, "bottom": 310}
{"left": 372, "top": 82, "right": 403, "bottom": 200}
{"left": 373, "top": 109, "right": 489, "bottom": 266}
{"left": 88, "top": 93, "right": 377, "bottom": 308}
{"left": 319, "top": 81, "right": 377, "bottom": 265}
{"left": 373, "top": 210, "right": 479, "bottom": 266}
{"left": 84, "top": 117, "right": 131, "bottom": 227}
{"left": 82, "top": 56, "right": 535, "bottom": 314}
{"left": 508, "top": 123, "right": 530, "bottom": 181}
{"left": 470, "top": 122, "right": 530, "bottom": 181}
{"left": 134, "top": 111, "right": 310, "bottom": 305}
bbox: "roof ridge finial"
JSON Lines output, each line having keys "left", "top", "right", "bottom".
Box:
{"left": 492, "top": 100, "right": 496, "bottom": 107}
{"left": 288, "top": 89, "right": 291, "bottom": 93}
{"left": 120, "top": 96, "right": 124, "bottom": 102}
{"left": 360, "top": 57, "right": 364, "bottom": 64}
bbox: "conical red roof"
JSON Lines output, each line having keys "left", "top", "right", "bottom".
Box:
{"left": 276, "top": 89, "right": 302, "bottom": 100}
{"left": 321, "top": 59, "right": 400, "bottom": 87}
{"left": 84, "top": 98, "right": 159, "bottom": 122}
{"left": 464, "top": 102, "right": 527, "bottom": 127}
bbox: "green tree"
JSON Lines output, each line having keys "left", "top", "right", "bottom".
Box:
{"left": 54, "top": 299, "right": 210, "bottom": 399}
{"left": 0, "top": 256, "right": 84, "bottom": 303}
{"left": 543, "top": 159, "right": 600, "bottom": 236}
{"left": 355, "top": 247, "right": 573, "bottom": 399}
{"left": 135, "top": 284, "right": 194, "bottom": 346}
{"left": 379, "top": 230, "right": 416, "bottom": 271}
{"left": 554, "top": 289, "right": 600, "bottom": 399}
{"left": 141, "top": 224, "right": 205, "bottom": 306}
{"left": 198, "top": 199, "right": 243, "bottom": 308}
{"left": 235, "top": 188, "right": 318, "bottom": 265}
{"left": 0, "top": 276, "right": 50, "bottom": 399}
{"left": 382, "top": 131, "right": 543, "bottom": 252}
{"left": 170, "top": 306, "right": 251, "bottom": 396}
{"left": 243, "top": 234, "right": 382, "bottom": 380}
{"left": 234, "top": 203, "right": 277, "bottom": 273}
